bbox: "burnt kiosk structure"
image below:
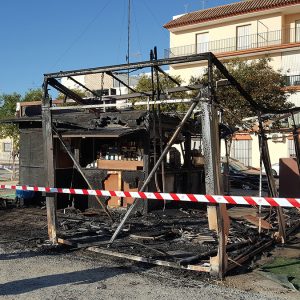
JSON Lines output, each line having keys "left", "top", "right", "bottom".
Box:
{"left": 14, "top": 52, "right": 299, "bottom": 278}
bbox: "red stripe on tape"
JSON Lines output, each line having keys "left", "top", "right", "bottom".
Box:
{"left": 205, "top": 194, "right": 217, "bottom": 204}
{"left": 124, "top": 191, "right": 132, "bottom": 198}
{"left": 82, "top": 189, "right": 89, "bottom": 195}
{"left": 265, "top": 197, "right": 279, "bottom": 207}
{"left": 169, "top": 193, "right": 180, "bottom": 201}
{"left": 244, "top": 196, "right": 257, "bottom": 206}
{"left": 94, "top": 190, "right": 101, "bottom": 196}
{"left": 224, "top": 196, "right": 237, "bottom": 205}
{"left": 154, "top": 192, "right": 164, "bottom": 200}
{"left": 138, "top": 192, "right": 147, "bottom": 199}
{"left": 287, "top": 198, "right": 300, "bottom": 208}
{"left": 187, "top": 194, "right": 198, "bottom": 202}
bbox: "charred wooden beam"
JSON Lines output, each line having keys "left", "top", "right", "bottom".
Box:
{"left": 201, "top": 58, "right": 229, "bottom": 279}
{"left": 42, "top": 79, "right": 57, "bottom": 244}
{"left": 291, "top": 113, "right": 300, "bottom": 175}
{"left": 258, "top": 116, "right": 286, "bottom": 243}
{"left": 47, "top": 78, "right": 85, "bottom": 105}
{"left": 45, "top": 53, "right": 212, "bottom": 79}
{"left": 105, "top": 71, "right": 137, "bottom": 93}
{"left": 87, "top": 247, "right": 211, "bottom": 273}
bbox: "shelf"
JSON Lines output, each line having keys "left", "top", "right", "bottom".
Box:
{"left": 97, "top": 159, "right": 143, "bottom": 171}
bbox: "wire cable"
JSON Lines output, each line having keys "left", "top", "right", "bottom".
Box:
{"left": 50, "top": 0, "right": 112, "bottom": 70}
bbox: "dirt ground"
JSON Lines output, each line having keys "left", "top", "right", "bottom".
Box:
{"left": 0, "top": 207, "right": 299, "bottom": 300}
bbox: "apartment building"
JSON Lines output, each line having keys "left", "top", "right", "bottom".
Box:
{"left": 164, "top": 0, "right": 300, "bottom": 167}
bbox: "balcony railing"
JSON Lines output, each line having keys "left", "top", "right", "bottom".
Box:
{"left": 165, "top": 27, "right": 300, "bottom": 58}
{"left": 283, "top": 75, "right": 300, "bottom": 86}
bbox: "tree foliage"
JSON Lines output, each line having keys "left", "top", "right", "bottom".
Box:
{"left": 0, "top": 93, "right": 22, "bottom": 152}
{"left": 23, "top": 88, "right": 44, "bottom": 102}
{"left": 190, "top": 58, "right": 293, "bottom": 126}
{"left": 0, "top": 88, "right": 44, "bottom": 151}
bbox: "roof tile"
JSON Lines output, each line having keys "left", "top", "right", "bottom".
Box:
{"left": 164, "top": 0, "right": 300, "bottom": 29}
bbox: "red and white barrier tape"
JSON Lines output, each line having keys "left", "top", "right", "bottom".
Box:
{"left": 1, "top": 184, "right": 299, "bottom": 208}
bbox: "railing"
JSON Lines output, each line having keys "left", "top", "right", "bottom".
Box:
{"left": 165, "top": 27, "right": 300, "bottom": 58}
{"left": 283, "top": 75, "right": 300, "bottom": 86}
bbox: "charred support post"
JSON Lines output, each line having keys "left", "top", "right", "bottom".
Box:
{"left": 258, "top": 117, "right": 286, "bottom": 243}
{"left": 293, "top": 129, "right": 300, "bottom": 175}
{"left": 42, "top": 78, "right": 57, "bottom": 244}
{"left": 201, "top": 101, "right": 228, "bottom": 278}
{"left": 291, "top": 113, "right": 300, "bottom": 175}
{"left": 109, "top": 96, "right": 201, "bottom": 244}
{"left": 154, "top": 47, "right": 166, "bottom": 193}
{"left": 201, "top": 58, "right": 229, "bottom": 279}
{"left": 184, "top": 132, "right": 192, "bottom": 190}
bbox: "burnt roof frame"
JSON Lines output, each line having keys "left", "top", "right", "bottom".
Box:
{"left": 42, "top": 52, "right": 261, "bottom": 111}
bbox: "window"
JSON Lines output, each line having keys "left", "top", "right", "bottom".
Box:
{"left": 288, "top": 139, "right": 296, "bottom": 157}
{"left": 236, "top": 24, "right": 251, "bottom": 50}
{"left": 3, "top": 143, "right": 11, "bottom": 152}
{"left": 295, "top": 20, "right": 300, "bottom": 42}
{"left": 196, "top": 32, "right": 209, "bottom": 53}
{"left": 231, "top": 140, "right": 252, "bottom": 166}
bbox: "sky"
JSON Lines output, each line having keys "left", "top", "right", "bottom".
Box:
{"left": 0, "top": 0, "right": 240, "bottom": 95}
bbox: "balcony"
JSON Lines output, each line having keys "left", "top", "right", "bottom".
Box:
{"left": 165, "top": 27, "right": 300, "bottom": 58}
{"left": 283, "top": 75, "right": 300, "bottom": 87}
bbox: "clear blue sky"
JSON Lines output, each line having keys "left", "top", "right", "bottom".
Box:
{"left": 0, "top": 0, "right": 239, "bottom": 95}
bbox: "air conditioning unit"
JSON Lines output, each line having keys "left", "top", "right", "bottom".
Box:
{"left": 95, "top": 88, "right": 117, "bottom": 96}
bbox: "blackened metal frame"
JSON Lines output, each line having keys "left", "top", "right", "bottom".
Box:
{"left": 41, "top": 52, "right": 286, "bottom": 278}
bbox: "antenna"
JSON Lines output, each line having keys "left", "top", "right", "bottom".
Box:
{"left": 184, "top": 3, "right": 189, "bottom": 13}
{"left": 127, "top": 0, "right": 131, "bottom": 88}
{"left": 201, "top": 0, "right": 207, "bottom": 10}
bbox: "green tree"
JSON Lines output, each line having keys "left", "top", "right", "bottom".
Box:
{"left": 190, "top": 58, "right": 293, "bottom": 126}
{"left": 0, "top": 92, "right": 21, "bottom": 142}
{"left": 0, "top": 88, "right": 45, "bottom": 152}
{"left": 23, "top": 88, "right": 44, "bottom": 102}
{"left": 0, "top": 92, "right": 22, "bottom": 179}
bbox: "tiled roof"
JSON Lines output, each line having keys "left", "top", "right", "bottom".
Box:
{"left": 164, "top": 0, "right": 300, "bottom": 29}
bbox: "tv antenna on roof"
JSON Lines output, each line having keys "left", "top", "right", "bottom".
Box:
{"left": 201, "top": 0, "right": 207, "bottom": 10}
{"left": 184, "top": 3, "right": 189, "bottom": 13}
{"left": 127, "top": 0, "right": 131, "bottom": 89}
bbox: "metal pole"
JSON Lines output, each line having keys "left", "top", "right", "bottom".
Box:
{"left": 109, "top": 96, "right": 202, "bottom": 244}
{"left": 52, "top": 126, "right": 114, "bottom": 222}
{"left": 127, "top": 0, "right": 131, "bottom": 89}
